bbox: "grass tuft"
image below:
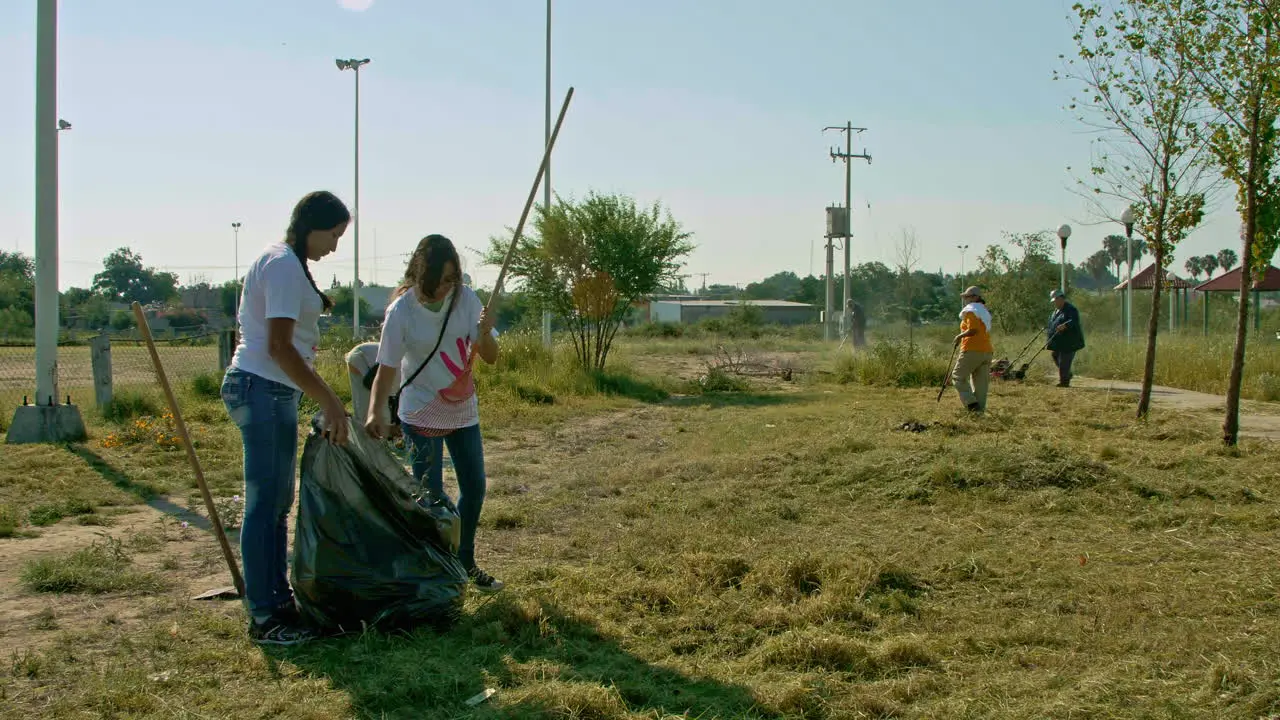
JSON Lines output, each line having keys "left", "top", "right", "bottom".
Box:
{"left": 20, "top": 538, "right": 169, "bottom": 594}
{"left": 101, "top": 391, "right": 160, "bottom": 423}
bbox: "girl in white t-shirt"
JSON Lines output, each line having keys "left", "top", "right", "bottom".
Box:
{"left": 365, "top": 234, "right": 503, "bottom": 593}
{"left": 221, "top": 190, "right": 351, "bottom": 646}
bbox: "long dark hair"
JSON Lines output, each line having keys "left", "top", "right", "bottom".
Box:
{"left": 394, "top": 234, "right": 462, "bottom": 303}
{"left": 285, "top": 190, "right": 349, "bottom": 311}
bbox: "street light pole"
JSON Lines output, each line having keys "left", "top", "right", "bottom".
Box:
{"left": 541, "top": 0, "right": 554, "bottom": 349}
{"left": 34, "top": 0, "right": 59, "bottom": 408}
{"left": 231, "top": 222, "right": 241, "bottom": 328}
{"left": 336, "top": 57, "right": 370, "bottom": 338}
{"left": 1121, "top": 207, "right": 1136, "bottom": 344}
{"left": 1056, "top": 224, "right": 1072, "bottom": 296}
{"left": 957, "top": 244, "right": 969, "bottom": 285}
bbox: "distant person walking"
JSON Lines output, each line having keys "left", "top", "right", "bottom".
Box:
{"left": 952, "top": 286, "right": 993, "bottom": 413}
{"left": 850, "top": 299, "right": 867, "bottom": 348}
{"left": 839, "top": 299, "right": 868, "bottom": 350}
{"left": 1047, "top": 289, "right": 1085, "bottom": 387}
{"left": 221, "top": 190, "right": 352, "bottom": 646}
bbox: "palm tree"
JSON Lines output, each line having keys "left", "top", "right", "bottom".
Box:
{"left": 1202, "top": 254, "right": 1220, "bottom": 279}
{"left": 1103, "top": 235, "right": 1128, "bottom": 280}
{"left": 1128, "top": 237, "right": 1149, "bottom": 272}
{"left": 1185, "top": 256, "right": 1204, "bottom": 280}
{"left": 1217, "top": 248, "right": 1239, "bottom": 272}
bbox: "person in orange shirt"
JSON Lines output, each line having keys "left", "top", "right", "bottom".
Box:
{"left": 952, "top": 286, "right": 994, "bottom": 413}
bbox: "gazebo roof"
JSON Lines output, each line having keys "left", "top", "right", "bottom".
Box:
{"left": 1113, "top": 264, "right": 1195, "bottom": 291}
{"left": 1193, "top": 265, "right": 1280, "bottom": 292}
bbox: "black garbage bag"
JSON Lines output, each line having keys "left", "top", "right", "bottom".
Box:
{"left": 293, "top": 415, "right": 468, "bottom": 634}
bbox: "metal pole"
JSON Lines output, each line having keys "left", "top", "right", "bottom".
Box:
{"left": 541, "top": 0, "right": 554, "bottom": 349}
{"left": 1060, "top": 245, "right": 1066, "bottom": 296}
{"left": 1125, "top": 224, "right": 1133, "bottom": 344}
{"left": 35, "top": 0, "right": 58, "bottom": 407}
{"left": 824, "top": 238, "right": 835, "bottom": 341}
{"left": 842, "top": 122, "right": 852, "bottom": 338}
{"left": 353, "top": 65, "right": 361, "bottom": 338}
{"left": 232, "top": 222, "right": 241, "bottom": 329}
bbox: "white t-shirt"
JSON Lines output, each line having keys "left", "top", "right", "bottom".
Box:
{"left": 375, "top": 286, "right": 495, "bottom": 430}
{"left": 345, "top": 341, "right": 401, "bottom": 424}
{"left": 230, "top": 242, "right": 325, "bottom": 390}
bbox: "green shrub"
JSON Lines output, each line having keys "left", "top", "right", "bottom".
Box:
{"left": 102, "top": 391, "right": 160, "bottom": 423}
{"left": 189, "top": 371, "right": 222, "bottom": 400}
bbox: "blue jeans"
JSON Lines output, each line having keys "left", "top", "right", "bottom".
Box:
{"left": 221, "top": 368, "right": 301, "bottom": 624}
{"left": 404, "top": 424, "right": 486, "bottom": 570}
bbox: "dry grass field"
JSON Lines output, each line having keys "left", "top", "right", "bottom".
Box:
{"left": 2, "top": 333, "right": 1280, "bottom": 718}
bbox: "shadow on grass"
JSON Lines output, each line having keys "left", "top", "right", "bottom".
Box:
{"left": 590, "top": 370, "right": 672, "bottom": 404}
{"left": 65, "top": 445, "right": 211, "bottom": 532}
{"left": 665, "top": 392, "right": 802, "bottom": 409}
{"left": 266, "top": 595, "right": 775, "bottom": 719}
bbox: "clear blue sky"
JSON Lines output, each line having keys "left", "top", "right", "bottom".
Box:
{"left": 0, "top": 0, "right": 1242, "bottom": 292}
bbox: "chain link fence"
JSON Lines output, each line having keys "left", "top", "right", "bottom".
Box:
{"left": 0, "top": 332, "right": 229, "bottom": 425}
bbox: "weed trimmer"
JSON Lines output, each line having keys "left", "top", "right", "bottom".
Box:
{"left": 990, "top": 330, "right": 1043, "bottom": 381}
{"left": 1024, "top": 320, "right": 1073, "bottom": 371}
{"left": 132, "top": 302, "right": 244, "bottom": 601}
{"left": 937, "top": 343, "right": 960, "bottom": 402}
{"left": 991, "top": 320, "right": 1073, "bottom": 382}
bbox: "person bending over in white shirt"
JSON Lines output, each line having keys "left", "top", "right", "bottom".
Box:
{"left": 221, "top": 190, "right": 351, "bottom": 646}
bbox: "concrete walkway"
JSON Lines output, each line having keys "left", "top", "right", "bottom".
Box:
{"left": 1069, "top": 376, "right": 1280, "bottom": 441}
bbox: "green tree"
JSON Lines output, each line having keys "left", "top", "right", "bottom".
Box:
{"left": 973, "top": 232, "right": 1061, "bottom": 333}
{"left": 1102, "top": 234, "right": 1128, "bottom": 279}
{"left": 327, "top": 286, "right": 372, "bottom": 323}
{"left": 1217, "top": 247, "right": 1239, "bottom": 272}
{"left": 1201, "top": 253, "right": 1220, "bottom": 279}
{"left": 110, "top": 309, "right": 135, "bottom": 331}
{"left": 1185, "top": 255, "right": 1205, "bottom": 280}
{"left": 1087, "top": 249, "right": 1120, "bottom": 286}
{"left": 473, "top": 288, "right": 537, "bottom": 331}
{"left": 92, "top": 248, "right": 179, "bottom": 305}
{"left": 1063, "top": 0, "right": 1213, "bottom": 418}
{"left": 1163, "top": 0, "right": 1280, "bottom": 444}
{"left": 220, "top": 280, "right": 243, "bottom": 318}
{"left": 0, "top": 250, "right": 35, "bottom": 333}
{"left": 744, "top": 272, "right": 803, "bottom": 301}
{"left": 487, "top": 192, "right": 694, "bottom": 370}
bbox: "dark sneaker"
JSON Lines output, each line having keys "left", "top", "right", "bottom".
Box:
{"left": 966, "top": 402, "right": 982, "bottom": 413}
{"left": 468, "top": 566, "right": 505, "bottom": 594}
{"left": 249, "top": 617, "right": 315, "bottom": 646}
{"left": 272, "top": 601, "right": 303, "bottom": 626}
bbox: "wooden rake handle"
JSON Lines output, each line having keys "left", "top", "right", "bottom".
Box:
{"left": 486, "top": 86, "right": 575, "bottom": 313}
{"left": 131, "top": 302, "right": 245, "bottom": 597}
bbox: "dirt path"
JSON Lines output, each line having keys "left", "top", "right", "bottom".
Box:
{"left": 1071, "top": 375, "right": 1280, "bottom": 441}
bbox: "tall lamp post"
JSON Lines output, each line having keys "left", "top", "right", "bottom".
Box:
{"left": 956, "top": 244, "right": 969, "bottom": 286}
{"left": 541, "top": 0, "right": 554, "bottom": 349}
{"left": 1120, "top": 207, "right": 1136, "bottom": 343}
{"left": 231, "top": 222, "right": 241, "bottom": 328}
{"left": 336, "top": 57, "right": 370, "bottom": 337}
{"left": 1056, "top": 224, "right": 1072, "bottom": 295}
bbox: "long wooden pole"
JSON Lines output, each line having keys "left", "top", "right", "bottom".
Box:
{"left": 131, "top": 302, "right": 245, "bottom": 597}
{"left": 487, "top": 86, "right": 574, "bottom": 312}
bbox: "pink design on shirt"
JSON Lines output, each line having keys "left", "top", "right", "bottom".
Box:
{"left": 437, "top": 335, "right": 476, "bottom": 403}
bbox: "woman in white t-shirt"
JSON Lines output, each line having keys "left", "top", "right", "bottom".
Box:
{"left": 221, "top": 190, "right": 351, "bottom": 646}
{"left": 365, "top": 234, "right": 503, "bottom": 593}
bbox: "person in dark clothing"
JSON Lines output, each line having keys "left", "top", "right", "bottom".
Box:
{"left": 851, "top": 300, "right": 867, "bottom": 347}
{"left": 1047, "top": 289, "right": 1085, "bottom": 387}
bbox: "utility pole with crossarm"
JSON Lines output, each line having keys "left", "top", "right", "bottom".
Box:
{"left": 823, "top": 123, "right": 871, "bottom": 342}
